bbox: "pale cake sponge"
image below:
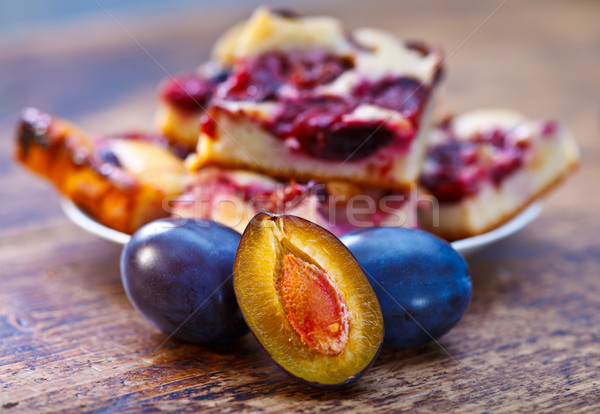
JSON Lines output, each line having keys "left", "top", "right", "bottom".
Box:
{"left": 418, "top": 108, "right": 580, "bottom": 241}
{"left": 154, "top": 99, "right": 204, "bottom": 150}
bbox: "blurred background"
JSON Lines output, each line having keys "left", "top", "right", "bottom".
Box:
{"left": 0, "top": 0, "right": 281, "bottom": 126}
{"left": 0, "top": 0, "right": 200, "bottom": 34}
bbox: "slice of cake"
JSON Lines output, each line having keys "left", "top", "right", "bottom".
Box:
{"left": 15, "top": 108, "right": 187, "bottom": 234}
{"left": 170, "top": 167, "right": 416, "bottom": 235}
{"left": 186, "top": 7, "right": 443, "bottom": 190}
{"left": 154, "top": 63, "right": 229, "bottom": 150}
{"left": 418, "top": 108, "right": 580, "bottom": 241}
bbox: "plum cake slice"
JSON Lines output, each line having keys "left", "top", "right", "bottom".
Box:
{"left": 154, "top": 64, "right": 228, "bottom": 150}
{"left": 418, "top": 108, "right": 580, "bottom": 241}
{"left": 184, "top": 7, "right": 443, "bottom": 190}
{"left": 15, "top": 108, "right": 187, "bottom": 234}
{"left": 170, "top": 167, "right": 417, "bottom": 235}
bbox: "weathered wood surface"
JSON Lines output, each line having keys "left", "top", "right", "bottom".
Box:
{"left": 1, "top": 0, "right": 600, "bottom": 412}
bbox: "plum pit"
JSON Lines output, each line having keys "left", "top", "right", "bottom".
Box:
{"left": 280, "top": 253, "right": 350, "bottom": 356}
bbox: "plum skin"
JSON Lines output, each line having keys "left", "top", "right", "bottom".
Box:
{"left": 120, "top": 218, "right": 248, "bottom": 345}
{"left": 340, "top": 227, "right": 471, "bottom": 348}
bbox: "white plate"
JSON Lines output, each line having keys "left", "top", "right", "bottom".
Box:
{"left": 60, "top": 197, "right": 543, "bottom": 256}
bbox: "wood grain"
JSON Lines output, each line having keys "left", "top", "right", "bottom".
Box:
{"left": 2, "top": 0, "right": 600, "bottom": 412}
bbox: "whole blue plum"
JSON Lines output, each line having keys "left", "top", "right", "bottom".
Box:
{"left": 120, "top": 218, "right": 248, "bottom": 345}
{"left": 340, "top": 227, "right": 471, "bottom": 348}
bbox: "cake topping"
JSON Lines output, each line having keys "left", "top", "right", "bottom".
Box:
{"left": 267, "top": 95, "right": 402, "bottom": 161}
{"left": 450, "top": 108, "right": 527, "bottom": 141}
{"left": 216, "top": 50, "right": 353, "bottom": 102}
{"left": 17, "top": 108, "right": 54, "bottom": 157}
{"left": 208, "top": 48, "right": 429, "bottom": 161}
{"left": 159, "top": 74, "right": 219, "bottom": 112}
{"left": 420, "top": 110, "right": 559, "bottom": 203}
{"left": 352, "top": 28, "right": 442, "bottom": 84}
{"left": 212, "top": 7, "right": 350, "bottom": 64}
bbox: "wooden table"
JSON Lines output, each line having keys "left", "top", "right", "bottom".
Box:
{"left": 2, "top": 1, "right": 599, "bottom": 412}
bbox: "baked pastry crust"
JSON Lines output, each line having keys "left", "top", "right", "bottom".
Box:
{"left": 418, "top": 109, "right": 580, "bottom": 241}
{"left": 15, "top": 108, "right": 187, "bottom": 234}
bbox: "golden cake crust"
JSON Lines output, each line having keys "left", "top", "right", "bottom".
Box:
{"left": 15, "top": 108, "right": 186, "bottom": 234}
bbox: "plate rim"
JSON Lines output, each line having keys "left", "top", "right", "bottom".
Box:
{"left": 450, "top": 202, "right": 543, "bottom": 255}
{"left": 60, "top": 197, "right": 543, "bottom": 255}
{"left": 60, "top": 197, "right": 131, "bottom": 245}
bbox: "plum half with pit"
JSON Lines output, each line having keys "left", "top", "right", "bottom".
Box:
{"left": 341, "top": 227, "right": 471, "bottom": 348}
{"left": 234, "top": 213, "right": 384, "bottom": 387}
{"left": 120, "top": 218, "right": 248, "bottom": 345}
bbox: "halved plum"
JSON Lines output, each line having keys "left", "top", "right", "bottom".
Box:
{"left": 233, "top": 213, "right": 384, "bottom": 387}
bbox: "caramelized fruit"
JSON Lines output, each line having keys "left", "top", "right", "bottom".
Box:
{"left": 341, "top": 227, "right": 471, "bottom": 348}
{"left": 120, "top": 218, "right": 248, "bottom": 345}
{"left": 233, "top": 213, "right": 384, "bottom": 387}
